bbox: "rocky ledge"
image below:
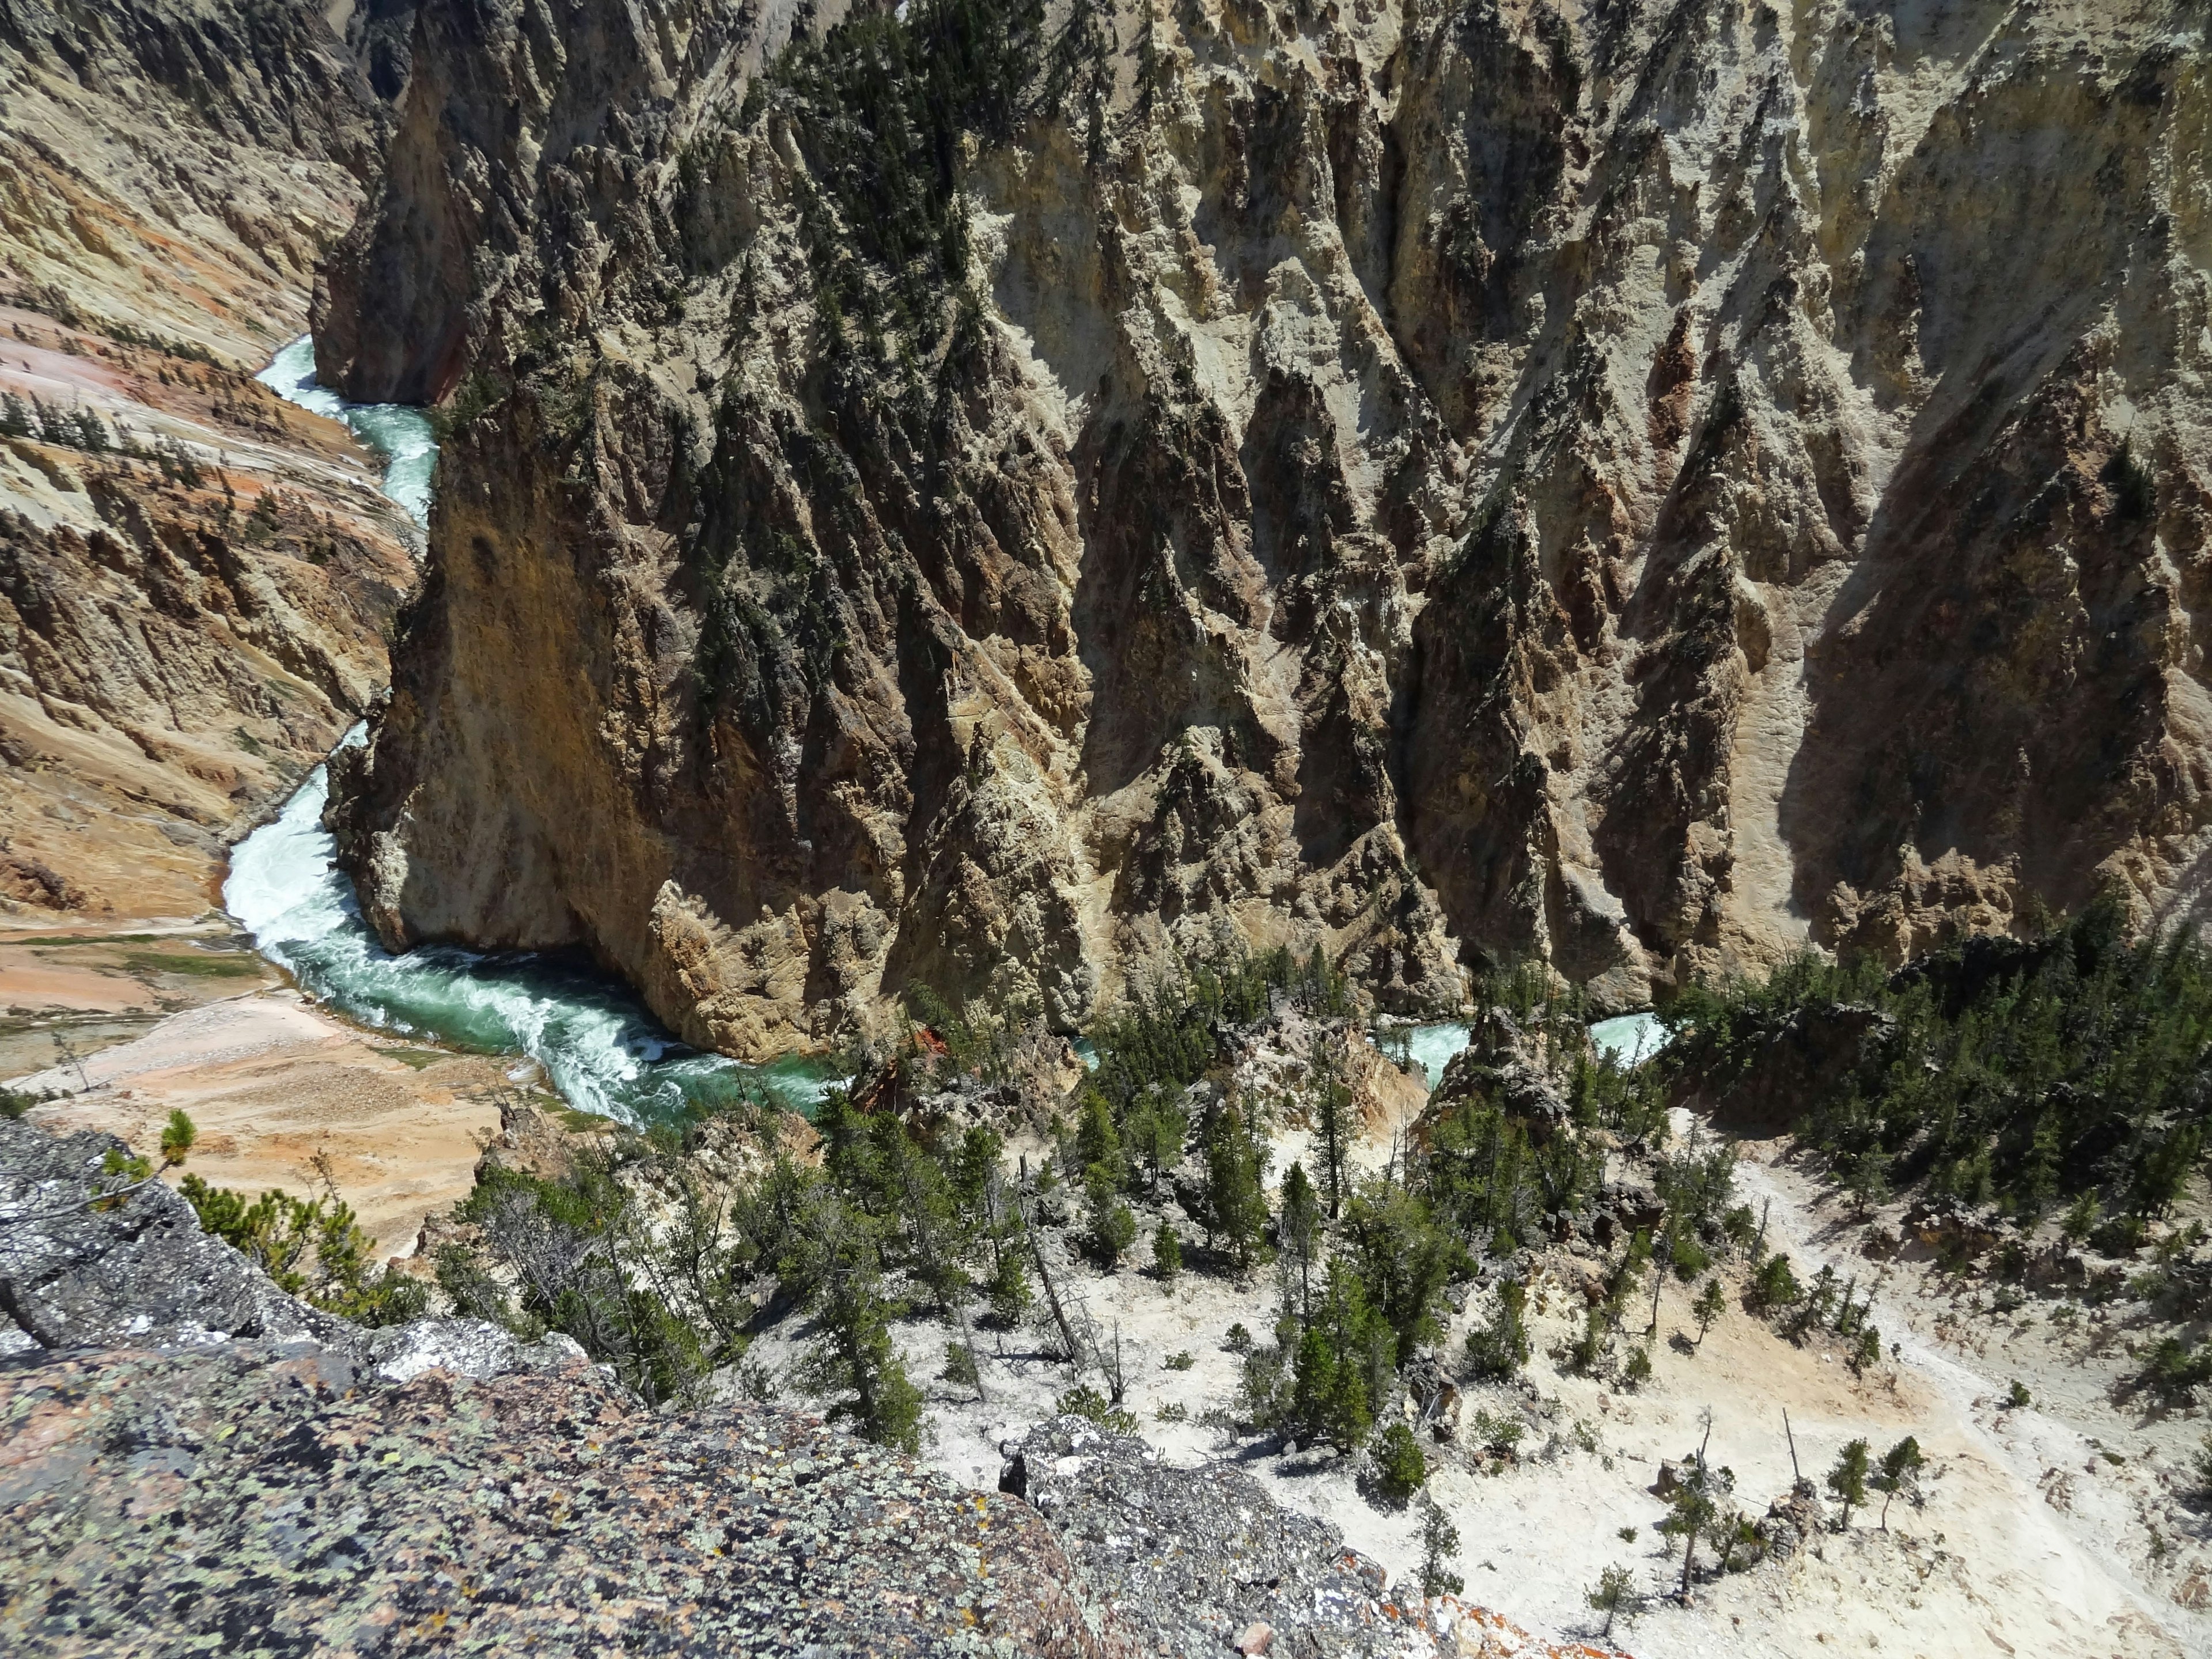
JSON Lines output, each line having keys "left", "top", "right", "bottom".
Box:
{"left": 0, "top": 1117, "right": 1620, "bottom": 1656}
{"left": 0, "top": 1346, "right": 1112, "bottom": 1658}
{"left": 1002, "top": 1416, "right": 1628, "bottom": 1658}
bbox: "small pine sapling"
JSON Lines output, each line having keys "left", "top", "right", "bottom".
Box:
{"left": 1587, "top": 1563, "right": 1635, "bottom": 1638}
{"left": 1873, "top": 1435, "right": 1925, "bottom": 1529}
{"left": 1849, "top": 1323, "right": 1883, "bottom": 1376}
{"left": 1416, "top": 1491, "right": 1463, "bottom": 1597}
{"left": 159, "top": 1109, "right": 196, "bottom": 1168}
{"left": 987, "top": 1249, "right": 1032, "bottom": 1329}
{"left": 1751, "top": 1252, "right": 1802, "bottom": 1310}
{"left": 1692, "top": 1275, "right": 1725, "bottom": 1347}
{"left": 1153, "top": 1222, "right": 1183, "bottom": 1283}
{"left": 1622, "top": 1344, "right": 1653, "bottom": 1391}
{"left": 1465, "top": 1280, "right": 1531, "bottom": 1380}
{"left": 1825, "top": 1437, "right": 1870, "bottom": 1529}
{"left": 942, "top": 1340, "right": 981, "bottom": 1396}
{"left": 1372, "top": 1420, "right": 1427, "bottom": 1504}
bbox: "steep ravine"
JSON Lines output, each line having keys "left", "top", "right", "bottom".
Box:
{"left": 319, "top": 0, "right": 2212, "bottom": 1062}
{"left": 233, "top": 340, "right": 836, "bottom": 1122}
{"left": 0, "top": 0, "right": 417, "bottom": 918}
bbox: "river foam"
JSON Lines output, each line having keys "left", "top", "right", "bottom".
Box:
{"left": 229, "top": 340, "right": 835, "bottom": 1123}
{"left": 1392, "top": 1010, "right": 1667, "bottom": 1090}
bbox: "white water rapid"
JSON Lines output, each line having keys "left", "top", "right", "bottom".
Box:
{"left": 1394, "top": 1009, "right": 1666, "bottom": 1088}
{"left": 228, "top": 339, "right": 835, "bottom": 1123}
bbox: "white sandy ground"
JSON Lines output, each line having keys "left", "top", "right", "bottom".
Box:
{"left": 736, "top": 1103, "right": 2212, "bottom": 1658}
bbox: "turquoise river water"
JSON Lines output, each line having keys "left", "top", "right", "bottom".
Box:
{"left": 233, "top": 341, "right": 1659, "bottom": 1119}
{"left": 227, "top": 339, "right": 834, "bottom": 1123}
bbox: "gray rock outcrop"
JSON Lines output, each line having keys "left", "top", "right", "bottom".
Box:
{"left": 0, "top": 1119, "right": 353, "bottom": 1355}
{"left": 1005, "top": 1415, "right": 1420, "bottom": 1658}
{"left": 0, "top": 1343, "right": 1123, "bottom": 1657}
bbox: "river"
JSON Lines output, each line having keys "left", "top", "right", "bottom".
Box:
{"left": 1395, "top": 1009, "right": 1666, "bottom": 1088}
{"left": 228, "top": 339, "right": 835, "bottom": 1124}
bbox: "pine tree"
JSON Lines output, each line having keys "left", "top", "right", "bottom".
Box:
{"left": 1084, "top": 1164, "right": 1138, "bottom": 1266}
{"left": 1278, "top": 1160, "right": 1320, "bottom": 1323}
{"left": 1826, "top": 1437, "right": 1870, "bottom": 1529}
{"left": 1292, "top": 1260, "right": 1385, "bottom": 1450}
{"left": 1464, "top": 1279, "right": 1531, "bottom": 1380}
{"left": 1373, "top": 1421, "right": 1427, "bottom": 1504}
{"left": 1152, "top": 1221, "right": 1182, "bottom": 1282}
{"left": 1656, "top": 1425, "right": 1733, "bottom": 1597}
{"left": 1586, "top": 1564, "right": 1634, "bottom": 1638}
{"left": 987, "top": 1247, "right": 1032, "bottom": 1328}
{"left": 1203, "top": 1102, "right": 1267, "bottom": 1271}
{"left": 1416, "top": 1492, "right": 1463, "bottom": 1597}
{"left": 1342, "top": 1179, "right": 1456, "bottom": 1365}
{"left": 793, "top": 1211, "right": 924, "bottom": 1451}
{"left": 159, "top": 1109, "right": 196, "bottom": 1168}
{"left": 1873, "top": 1435, "right": 1925, "bottom": 1528}
{"left": 1310, "top": 1036, "right": 1352, "bottom": 1219}
{"left": 1124, "top": 1092, "right": 1187, "bottom": 1191}
{"left": 1849, "top": 1323, "right": 1883, "bottom": 1376}
{"left": 1074, "top": 1087, "right": 1124, "bottom": 1186}
{"left": 1692, "top": 1276, "right": 1725, "bottom": 1347}
{"left": 1751, "top": 1252, "right": 1802, "bottom": 1310}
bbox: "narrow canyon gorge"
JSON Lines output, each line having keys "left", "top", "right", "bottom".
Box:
{"left": 313, "top": 0, "right": 2212, "bottom": 1060}
{"left": 8, "top": 4, "right": 2212, "bottom": 1658}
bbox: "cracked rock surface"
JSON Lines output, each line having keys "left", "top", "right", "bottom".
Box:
{"left": 0, "top": 1344, "right": 1120, "bottom": 1658}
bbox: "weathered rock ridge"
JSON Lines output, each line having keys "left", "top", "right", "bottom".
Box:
{"left": 322, "top": 0, "right": 2212, "bottom": 1057}
{"left": 0, "top": 0, "right": 419, "bottom": 915}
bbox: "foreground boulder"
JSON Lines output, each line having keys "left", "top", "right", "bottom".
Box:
{"left": 1005, "top": 1416, "right": 1627, "bottom": 1659}
{"left": 0, "top": 1119, "right": 574, "bottom": 1380}
{"left": 0, "top": 1344, "right": 1116, "bottom": 1657}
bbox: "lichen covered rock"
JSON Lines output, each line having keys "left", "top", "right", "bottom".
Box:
{"left": 0, "top": 1344, "right": 1122, "bottom": 1657}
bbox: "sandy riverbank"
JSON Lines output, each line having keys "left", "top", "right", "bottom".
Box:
{"left": 5, "top": 925, "right": 505, "bottom": 1257}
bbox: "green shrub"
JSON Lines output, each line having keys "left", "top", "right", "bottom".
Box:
{"left": 941, "top": 1341, "right": 980, "bottom": 1391}
{"left": 1750, "top": 1253, "right": 1802, "bottom": 1310}
{"left": 1465, "top": 1281, "right": 1531, "bottom": 1380}
{"left": 2138, "top": 1338, "right": 2212, "bottom": 1406}
{"left": 1469, "top": 1407, "right": 1524, "bottom": 1457}
{"left": 1057, "top": 1384, "right": 1137, "bottom": 1434}
{"left": 1669, "top": 1231, "right": 1711, "bottom": 1282}
{"left": 1372, "top": 1421, "right": 1427, "bottom": 1504}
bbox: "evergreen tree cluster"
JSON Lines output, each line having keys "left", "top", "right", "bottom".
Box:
{"left": 1664, "top": 895, "right": 2212, "bottom": 1223}
{"left": 2, "top": 390, "right": 110, "bottom": 452}
{"left": 183, "top": 1172, "right": 427, "bottom": 1327}
{"left": 740, "top": 0, "right": 1123, "bottom": 354}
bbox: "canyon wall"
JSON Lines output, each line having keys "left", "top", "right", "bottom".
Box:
{"left": 320, "top": 0, "right": 2212, "bottom": 1056}
{"left": 0, "top": 0, "right": 418, "bottom": 916}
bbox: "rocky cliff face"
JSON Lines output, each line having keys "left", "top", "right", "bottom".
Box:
{"left": 0, "top": 0, "right": 417, "bottom": 916}
{"left": 321, "top": 0, "right": 2212, "bottom": 1056}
